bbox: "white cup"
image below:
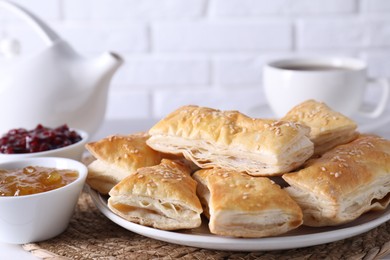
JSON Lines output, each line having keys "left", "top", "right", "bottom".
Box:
{"left": 263, "top": 57, "right": 390, "bottom": 118}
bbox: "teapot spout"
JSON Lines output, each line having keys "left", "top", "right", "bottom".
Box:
{"left": 94, "top": 52, "right": 124, "bottom": 82}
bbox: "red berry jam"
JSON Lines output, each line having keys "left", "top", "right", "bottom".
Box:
{"left": 0, "top": 124, "right": 82, "bottom": 154}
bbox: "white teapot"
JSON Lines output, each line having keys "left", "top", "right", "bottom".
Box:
{"left": 0, "top": 1, "right": 123, "bottom": 135}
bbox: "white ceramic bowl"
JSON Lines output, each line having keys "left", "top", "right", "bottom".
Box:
{"left": 0, "top": 157, "right": 88, "bottom": 244}
{"left": 0, "top": 129, "right": 89, "bottom": 163}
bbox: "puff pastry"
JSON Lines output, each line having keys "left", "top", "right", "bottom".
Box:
{"left": 108, "top": 159, "right": 203, "bottom": 230}
{"left": 85, "top": 133, "right": 162, "bottom": 194}
{"left": 193, "top": 168, "right": 303, "bottom": 237}
{"left": 282, "top": 100, "right": 358, "bottom": 155}
{"left": 283, "top": 134, "right": 390, "bottom": 227}
{"left": 147, "top": 105, "right": 314, "bottom": 176}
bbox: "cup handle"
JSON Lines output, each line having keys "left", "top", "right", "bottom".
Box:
{"left": 357, "top": 78, "right": 390, "bottom": 118}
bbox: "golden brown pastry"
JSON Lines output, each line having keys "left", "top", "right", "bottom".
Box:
{"left": 108, "top": 159, "right": 203, "bottom": 230}
{"left": 85, "top": 133, "right": 162, "bottom": 194}
{"left": 282, "top": 99, "right": 358, "bottom": 155}
{"left": 283, "top": 134, "right": 390, "bottom": 227}
{"left": 147, "top": 105, "right": 314, "bottom": 176}
{"left": 193, "top": 168, "right": 303, "bottom": 237}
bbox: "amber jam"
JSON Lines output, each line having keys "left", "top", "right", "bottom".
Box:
{"left": 0, "top": 124, "right": 82, "bottom": 154}
{"left": 0, "top": 166, "right": 79, "bottom": 196}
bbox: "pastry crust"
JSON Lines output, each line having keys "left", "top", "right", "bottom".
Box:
{"left": 85, "top": 133, "right": 162, "bottom": 194}
{"left": 283, "top": 134, "right": 390, "bottom": 227}
{"left": 193, "top": 168, "right": 303, "bottom": 237}
{"left": 108, "top": 159, "right": 203, "bottom": 230}
{"left": 147, "top": 105, "right": 314, "bottom": 176}
{"left": 282, "top": 100, "right": 358, "bottom": 155}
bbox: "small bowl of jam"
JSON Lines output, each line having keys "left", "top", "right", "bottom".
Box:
{"left": 0, "top": 124, "right": 89, "bottom": 163}
{"left": 0, "top": 157, "right": 87, "bottom": 244}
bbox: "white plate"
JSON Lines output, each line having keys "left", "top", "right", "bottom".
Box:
{"left": 88, "top": 187, "right": 390, "bottom": 251}
{"left": 247, "top": 104, "right": 390, "bottom": 133}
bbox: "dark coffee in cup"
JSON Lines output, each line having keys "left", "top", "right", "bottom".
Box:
{"left": 276, "top": 64, "right": 351, "bottom": 71}
{"left": 263, "top": 57, "right": 390, "bottom": 118}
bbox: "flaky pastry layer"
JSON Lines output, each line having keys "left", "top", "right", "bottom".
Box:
{"left": 147, "top": 105, "right": 314, "bottom": 176}
{"left": 282, "top": 100, "right": 358, "bottom": 155}
{"left": 85, "top": 133, "right": 162, "bottom": 194}
{"left": 283, "top": 134, "right": 390, "bottom": 226}
{"left": 108, "top": 159, "right": 203, "bottom": 230}
{"left": 193, "top": 168, "right": 303, "bottom": 237}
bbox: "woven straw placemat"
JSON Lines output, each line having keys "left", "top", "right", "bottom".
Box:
{"left": 23, "top": 189, "right": 390, "bottom": 260}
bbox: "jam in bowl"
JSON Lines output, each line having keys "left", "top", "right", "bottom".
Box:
{"left": 0, "top": 166, "right": 79, "bottom": 197}
{"left": 0, "top": 157, "right": 88, "bottom": 244}
{"left": 0, "top": 124, "right": 88, "bottom": 162}
{"left": 0, "top": 124, "right": 82, "bottom": 154}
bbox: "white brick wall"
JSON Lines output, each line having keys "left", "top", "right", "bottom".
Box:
{"left": 114, "top": 56, "right": 210, "bottom": 87}
{"left": 63, "top": 0, "right": 206, "bottom": 20}
{"left": 1, "top": 0, "right": 390, "bottom": 122}
{"left": 153, "top": 21, "right": 292, "bottom": 52}
{"left": 209, "top": 0, "right": 356, "bottom": 15}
